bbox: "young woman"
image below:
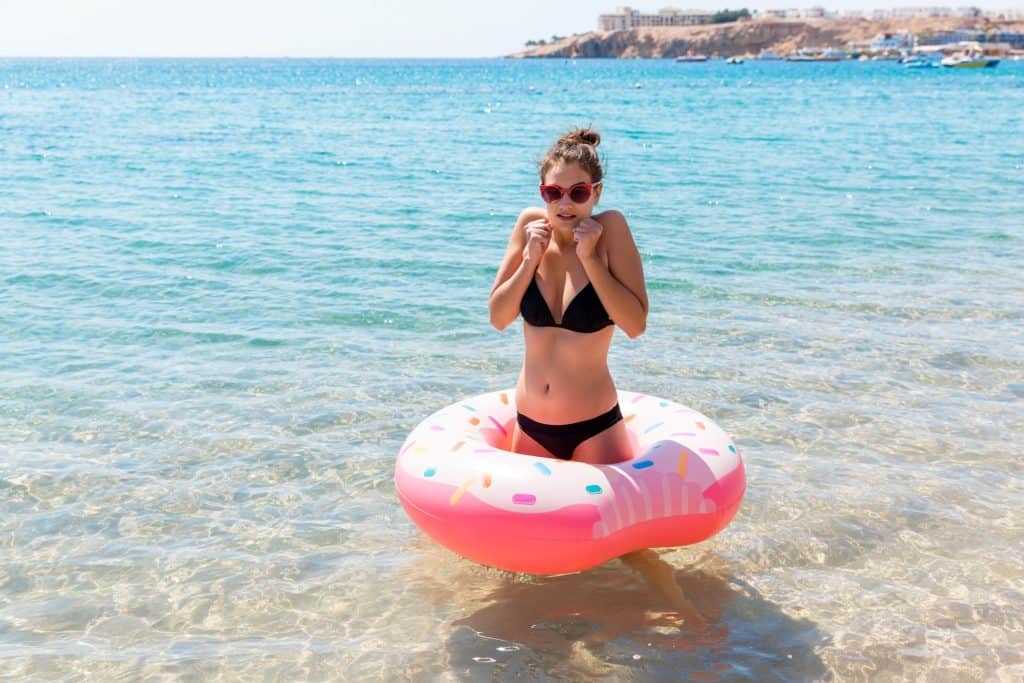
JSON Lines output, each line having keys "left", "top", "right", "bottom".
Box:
{"left": 488, "top": 128, "right": 648, "bottom": 465}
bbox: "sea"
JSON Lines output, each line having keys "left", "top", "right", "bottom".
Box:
{"left": 1, "top": 57, "right": 1022, "bottom": 681}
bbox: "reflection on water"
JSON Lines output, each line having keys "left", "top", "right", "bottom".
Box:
{"left": 409, "top": 550, "right": 828, "bottom": 681}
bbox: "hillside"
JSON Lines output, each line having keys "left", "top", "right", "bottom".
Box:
{"left": 510, "top": 17, "right": 1024, "bottom": 58}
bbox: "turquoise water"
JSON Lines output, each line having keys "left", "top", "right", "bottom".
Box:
{"left": 2, "top": 58, "right": 1023, "bottom": 680}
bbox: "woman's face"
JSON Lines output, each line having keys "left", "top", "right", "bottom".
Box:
{"left": 541, "top": 162, "right": 602, "bottom": 229}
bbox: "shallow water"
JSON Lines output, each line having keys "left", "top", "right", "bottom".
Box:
{"left": 1, "top": 58, "right": 1022, "bottom": 680}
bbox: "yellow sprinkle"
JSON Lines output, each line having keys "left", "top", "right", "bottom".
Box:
{"left": 450, "top": 477, "right": 476, "bottom": 506}
{"left": 500, "top": 393, "right": 509, "bottom": 405}
{"left": 413, "top": 445, "right": 430, "bottom": 455}
{"left": 624, "top": 414, "right": 636, "bottom": 424}
{"left": 451, "top": 441, "right": 465, "bottom": 452}
{"left": 677, "top": 451, "right": 688, "bottom": 477}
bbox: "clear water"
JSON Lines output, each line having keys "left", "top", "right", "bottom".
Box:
{"left": 1, "top": 58, "right": 1022, "bottom": 680}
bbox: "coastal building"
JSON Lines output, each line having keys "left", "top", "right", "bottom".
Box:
{"left": 755, "top": 8, "right": 825, "bottom": 20}
{"left": 931, "top": 28, "right": 986, "bottom": 43}
{"left": 995, "top": 30, "right": 1024, "bottom": 48}
{"left": 598, "top": 6, "right": 713, "bottom": 31}
{"left": 890, "top": 7, "right": 953, "bottom": 17}
{"left": 872, "top": 31, "right": 914, "bottom": 50}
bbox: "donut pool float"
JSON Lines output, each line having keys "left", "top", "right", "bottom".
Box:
{"left": 394, "top": 389, "right": 745, "bottom": 575}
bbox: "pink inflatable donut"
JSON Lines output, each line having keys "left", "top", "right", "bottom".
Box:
{"left": 395, "top": 389, "right": 745, "bottom": 575}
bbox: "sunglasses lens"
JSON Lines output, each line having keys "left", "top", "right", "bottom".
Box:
{"left": 540, "top": 186, "right": 562, "bottom": 203}
{"left": 569, "top": 185, "right": 592, "bottom": 203}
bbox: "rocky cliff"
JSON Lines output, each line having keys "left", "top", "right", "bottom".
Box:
{"left": 510, "top": 17, "right": 1022, "bottom": 58}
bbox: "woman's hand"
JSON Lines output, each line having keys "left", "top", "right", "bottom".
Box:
{"left": 522, "top": 219, "right": 551, "bottom": 265}
{"left": 573, "top": 217, "right": 603, "bottom": 260}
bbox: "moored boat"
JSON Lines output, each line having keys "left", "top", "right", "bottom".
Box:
{"left": 941, "top": 51, "right": 999, "bottom": 68}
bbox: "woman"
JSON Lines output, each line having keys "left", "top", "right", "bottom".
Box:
{"left": 488, "top": 128, "right": 648, "bottom": 465}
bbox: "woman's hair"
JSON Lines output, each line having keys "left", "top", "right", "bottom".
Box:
{"left": 539, "top": 128, "right": 603, "bottom": 183}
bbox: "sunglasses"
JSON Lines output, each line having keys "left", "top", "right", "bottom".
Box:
{"left": 539, "top": 182, "right": 598, "bottom": 204}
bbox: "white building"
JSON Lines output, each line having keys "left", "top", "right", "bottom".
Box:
{"left": 872, "top": 31, "right": 914, "bottom": 50}
{"left": 598, "top": 6, "right": 714, "bottom": 31}
{"left": 756, "top": 8, "right": 829, "bottom": 20}
{"left": 890, "top": 7, "right": 953, "bottom": 17}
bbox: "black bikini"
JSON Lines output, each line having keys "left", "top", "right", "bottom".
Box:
{"left": 516, "top": 276, "right": 622, "bottom": 459}
{"left": 520, "top": 277, "right": 613, "bottom": 333}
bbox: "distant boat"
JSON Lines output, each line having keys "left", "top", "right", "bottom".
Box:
{"left": 902, "top": 54, "right": 938, "bottom": 69}
{"left": 725, "top": 56, "right": 744, "bottom": 64}
{"left": 787, "top": 49, "right": 845, "bottom": 62}
{"left": 675, "top": 54, "right": 708, "bottom": 62}
{"left": 941, "top": 52, "right": 999, "bottom": 68}
{"left": 757, "top": 49, "right": 782, "bottom": 61}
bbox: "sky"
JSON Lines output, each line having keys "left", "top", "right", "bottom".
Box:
{"left": 0, "top": 1, "right": 1019, "bottom": 58}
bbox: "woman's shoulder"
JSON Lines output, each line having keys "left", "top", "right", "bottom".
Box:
{"left": 594, "top": 209, "right": 627, "bottom": 225}
{"left": 594, "top": 209, "right": 631, "bottom": 236}
{"left": 518, "top": 206, "right": 547, "bottom": 222}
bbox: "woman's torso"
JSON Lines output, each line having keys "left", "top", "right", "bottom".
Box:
{"left": 515, "top": 214, "right": 618, "bottom": 423}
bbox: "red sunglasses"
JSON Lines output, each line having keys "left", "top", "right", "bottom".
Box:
{"left": 539, "top": 182, "right": 597, "bottom": 204}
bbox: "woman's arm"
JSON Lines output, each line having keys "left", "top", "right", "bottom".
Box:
{"left": 488, "top": 208, "right": 547, "bottom": 331}
{"left": 580, "top": 210, "right": 648, "bottom": 339}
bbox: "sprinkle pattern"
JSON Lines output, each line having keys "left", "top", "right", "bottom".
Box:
{"left": 398, "top": 389, "right": 742, "bottom": 542}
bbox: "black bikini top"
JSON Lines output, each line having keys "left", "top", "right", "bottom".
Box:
{"left": 520, "top": 277, "right": 613, "bottom": 333}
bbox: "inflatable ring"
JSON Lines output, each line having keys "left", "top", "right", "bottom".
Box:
{"left": 395, "top": 389, "right": 745, "bottom": 575}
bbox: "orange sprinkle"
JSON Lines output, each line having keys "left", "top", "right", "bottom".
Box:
{"left": 482, "top": 473, "right": 492, "bottom": 488}
{"left": 450, "top": 477, "right": 476, "bottom": 506}
{"left": 696, "top": 421, "right": 706, "bottom": 430}
{"left": 500, "top": 393, "right": 509, "bottom": 404}
{"left": 624, "top": 414, "right": 636, "bottom": 424}
{"left": 678, "top": 451, "right": 688, "bottom": 477}
{"left": 469, "top": 417, "right": 480, "bottom": 426}
{"left": 450, "top": 441, "right": 465, "bottom": 452}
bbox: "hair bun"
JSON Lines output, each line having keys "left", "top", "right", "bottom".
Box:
{"left": 560, "top": 128, "right": 600, "bottom": 147}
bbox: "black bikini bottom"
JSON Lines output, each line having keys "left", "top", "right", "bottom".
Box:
{"left": 516, "top": 404, "right": 623, "bottom": 460}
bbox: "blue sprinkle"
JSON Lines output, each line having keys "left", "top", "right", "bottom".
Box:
{"left": 586, "top": 484, "right": 602, "bottom": 494}
{"left": 462, "top": 404, "right": 476, "bottom": 412}
{"left": 632, "top": 460, "right": 654, "bottom": 470}
{"left": 423, "top": 467, "right": 437, "bottom": 477}
{"left": 534, "top": 462, "right": 552, "bottom": 476}
{"left": 659, "top": 401, "right": 669, "bottom": 407}
{"left": 728, "top": 445, "right": 737, "bottom": 453}
{"left": 643, "top": 421, "right": 664, "bottom": 434}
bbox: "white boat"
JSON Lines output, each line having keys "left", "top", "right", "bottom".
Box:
{"left": 941, "top": 50, "right": 999, "bottom": 68}
{"left": 787, "top": 48, "right": 845, "bottom": 62}
{"left": 725, "top": 56, "right": 744, "bottom": 64}
{"left": 902, "top": 54, "right": 938, "bottom": 69}
{"left": 757, "top": 50, "right": 782, "bottom": 61}
{"left": 675, "top": 54, "right": 708, "bottom": 62}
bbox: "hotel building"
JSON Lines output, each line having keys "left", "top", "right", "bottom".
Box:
{"left": 598, "top": 6, "right": 714, "bottom": 31}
